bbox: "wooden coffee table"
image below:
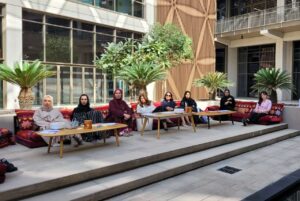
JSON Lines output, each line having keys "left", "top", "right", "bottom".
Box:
{"left": 192, "top": 110, "right": 236, "bottom": 129}
{"left": 141, "top": 112, "right": 196, "bottom": 139}
{"left": 36, "top": 123, "right": 127, "bottom": 158}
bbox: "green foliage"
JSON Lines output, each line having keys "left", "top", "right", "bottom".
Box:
{"left": 193, "top": 72, "right": 233, "bottom": 100}
{"left": 251, "top": 68, "right": 294, "bottom": 103}
{"left": 0, "top": 60, "right": 55, "bottom": 88}
{"left": 95, "top": 23, "right": 193, "bottom": 94}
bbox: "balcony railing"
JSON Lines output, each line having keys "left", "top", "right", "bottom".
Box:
{"left": 216, "top": 3, "right": 300, "bottom": 34}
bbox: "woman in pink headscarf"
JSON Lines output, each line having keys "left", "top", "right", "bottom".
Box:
{"left": 106, "top": 89, "right": 132, "bottom": 136}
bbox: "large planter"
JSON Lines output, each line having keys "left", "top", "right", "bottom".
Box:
{"left": 18, "top": 88, "right": 35, "bottom": 109}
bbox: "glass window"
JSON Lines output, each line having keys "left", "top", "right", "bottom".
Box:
{"left": 116, "top": 0, "right": 132, "bottom": 15}
{"left": 106, "top": 74, "right": 114, "bottom": 102}
{"left": 33, "top": 81, "right": 44, "bottom": 106}
{"left": 81, "top": 0, "right": 94, "bottom": 5}
{"left": 23, "top": 21, "right": 43, "bottom": 60}
{"left": 0, "top": 17, "right": 2, "bottom": 59}
{"left": 60, "top": 67, "right": 71, "bottom": 105}
{"left": 73, "top": 67, "right": 83, "bottom": 104}
{"left": 96, "top": 34, "right": 114, "bottom": 57}
{"left": 293, "top": 41, "right": 300, "bottom": 100}
{"left": 73, "top": 30, "right": 94, "bottom": 64}
{"left": 133, "top": 1, "right": 144, "bottom": 18}
{"left": 73, "top": 21, "right": 94, "bottom": 31}
{"left": 45, "top": 66, "right": 57, "bottom": 105}
{"left": 237, "top": 44, "right": 275, "bottom": 97}
{"left": 46, "top": 16, "right": 70, "bottom": 27}
{"left": 84, "top": 68, "right": 94, "bottom": 102}
{"left": 216, "top": 48, "right": 226, "bottom": 73}
{"left": 116, "top": 30, "right": 132, "bottom": 43}
{"left": 96, "top": 26, "right": 114, "bottom": 35}
{"left": 23, "top": 10, "right": 43, "bottom": 22}
{"left": 96, "top": 69, "right": 104, "bottom": 103}
{"left": 46, "top": 26, "right": 71, "bottom": 63}
{"left": 96, "top": 0, "right": 114, "bottom": 10}
{"left": 133, "top": 32, "right": 143, "bottom": 41}
{"left": 0, "top": 80, "right": 2, "bottom": 108}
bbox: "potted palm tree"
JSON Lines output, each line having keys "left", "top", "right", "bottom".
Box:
{"left": 0, "top": 60, "right": 55, "bottom": 109}
{"left": 251, "top": 68, "right": 294, "bottom": 103}
{"left": 193, "top": 72, "right": 233, "bottom": 100}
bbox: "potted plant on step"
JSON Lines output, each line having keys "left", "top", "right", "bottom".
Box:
{"left": 0, "top": 60, "right": 55, "bottom": 109}
{"left": 193, "top": 72, "right": 233, "bottom": 100}
{"left": 251, "top": 68, "right": 294, "bottom": 103}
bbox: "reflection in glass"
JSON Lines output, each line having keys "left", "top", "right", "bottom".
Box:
{"left": 33, "top": 81, "right": 43, "bottom": 106}
{"left": 73, "top": 67, "right": 83, "bottom": 104}
{"left": 84, "top": 68, "right": 94, "bottom": 103}
{"left": 73, "top": 21, "right": 94, "bottom": 31}
{"left": 106, "top": 74, "right": 114, "bottom": 102}
{"left": 96, "top": 69, "right": 104, "bottom": 103}
{"left": 46, "top": 26, "right": 70, "bottom": 63}
{"left": 61, "top": 67, "right": 71, "bottom": 105}
{"left": 23, "top": 21, "right": 43, "bottom": 60}
{"left": 133, "top": 1, "right": 144, "bottom": 18}
{"left": 0, "top": 80, "right": 2, "bottom": 108}
{"left": 96, "top": 0, "right": 114, "bottom": 10}
{"left": 116, "top": 0, "right": 132, "bottom": 15}
{"left": 81, "top": 0, "right": 94, "bottom": 5}
{"left": 0, "top": 19, "right": 2, "bottom": 59}
{"left": 293, "top": 41, "right": 300, "bottom": 100}
{"left": 46, "top": 66, "right": 57, "bottom": 104}
{"left": 23, "top": 10, "right": 43, "bottom": 22}
{"left": 46, "top": 16, "right": 70, "bottom": 27}
{"left": 96, "top": 34, "right": 114, "bottom": 58}
{"left": 73, "top": 30, "right": 94, "bottom": 64}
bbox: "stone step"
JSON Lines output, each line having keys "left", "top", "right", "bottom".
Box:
{"left": 0, "top": 123, "right": 288, "bottom": 201}
{"left": 23, "top": 128, "right": 299, "bottom": 201}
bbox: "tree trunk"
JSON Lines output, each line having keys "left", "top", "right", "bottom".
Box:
{"left": 18, "top": 87, "right": 34, "bottom": 109}
{"left": 209, "top": 91, "right": 216, "bottom": 100}
{"left": 270, "top": 90, "right": 277, "bottom": 103}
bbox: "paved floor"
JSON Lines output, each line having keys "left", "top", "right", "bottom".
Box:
{"left": 107, "top": 134, "right": 300, "bottom": 201}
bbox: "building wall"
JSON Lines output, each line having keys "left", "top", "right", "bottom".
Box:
{"left": 0, "top": 0, "right": 155, "bottom": 109}
{"left": 156, "top": 0, "right": 216, "bottom": 101}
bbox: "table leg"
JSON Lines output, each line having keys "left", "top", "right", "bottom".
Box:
{"left": 207, "top": 116, "right": 210, "bottom": 129}
{"left": 177, "top": 117, "right": 180, "bottom": 130}
{"left": 114, "top": 129, "right": 120, "bottom": 146}
{"left": 141, "top": 117, "right": 148, "bottom": 136}
{"left": 190, "top": 115, "right": 196, "bottom": 132}
{"left": 103, "top": 132, "right": 106, "bottom": 144}
{"left": 231, "top": 114, "right": 234, "bottom": 125}
{"left": 59, "top": 136, "right": 64, "bottom": 158}
{"left": 47, "top": 137, "right": 53, "bottom": 153}
{"left": 157, "top": 118, "right": 160, "bottom": 139}
{"left": 219, "top": 115, "right": 221, "bottom": 124}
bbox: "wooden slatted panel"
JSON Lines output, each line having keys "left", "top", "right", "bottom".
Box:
{"left": 156, "top": 0, "right": 216, "bottom": 101}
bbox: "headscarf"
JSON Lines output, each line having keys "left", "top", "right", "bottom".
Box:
{"left": 74, "top": 94, "right": 92, "bottom": 113}
{"left": 113, "top": 89, "right": 123, "bottom": 102}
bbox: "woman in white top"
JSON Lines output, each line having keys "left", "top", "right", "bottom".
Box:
{"left": 136, "top": 94, "right": 155, "bottom": 130}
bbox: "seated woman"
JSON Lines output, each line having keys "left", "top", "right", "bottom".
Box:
{"left": 71, "top": 94, "right": 104, "bottom": 143}
{"left": 243, "top": 91, "right": 272, "bottom": 126}
{"left": 220, "top": 89, "right": 236, "bottom": 120}
{"left": 161, "top": 91, "right": 176, "bottom": 130}
{"left": 106, "top": 89, "right": 133, "bottom": 136}
{"left": 180, "top": 91, "right": 199, "bottom": 126}
{"left": 33, "top": 95, "right": 71, "bottom": 146}
{"left": 136, "top": 94, "right": 155, "bottom": 130}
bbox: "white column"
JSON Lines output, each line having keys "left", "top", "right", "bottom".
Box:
{"left": 2, "top": 4, "right": 22, "bottom": 109}
{"left": 275, "top": 40, "right": 293, "bottom": 101}
{"left": 227, "top": 47, "right": 238, "bottom": 97}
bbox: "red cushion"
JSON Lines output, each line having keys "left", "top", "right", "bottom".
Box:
{"left": 0, "top": 163, "right": 6, "bottom": 175}
{"left": 17, "top": 130, "right": 44, "bottom": 142}
{"left": 60, "top": 108, "right": 73, "bottom": 120}
{"left": 15, "top": 110, "right": 35, "bottom": 130}
{"left": 0, "top": 128, "right": 15, "bottom": 147}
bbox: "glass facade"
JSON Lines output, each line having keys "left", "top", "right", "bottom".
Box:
{"left": 230, "top": 0, "right": 276, "bottom": 17}
{"left": 77, "top": 0, "right": 145, "bottom": 18}
{"left": 237, "top": 44, "right": 275, "bottom": 97}
{"left": 293, "top": 41, "right": 300, "bottom": 100}
{"left": 23, "top": 10, "right": 143, "bottom": 105}
{"left": 0, "top": 9, "right": 3, "bottom": 108}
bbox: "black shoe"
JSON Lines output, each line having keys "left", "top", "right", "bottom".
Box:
{"left": 242, "top": 119, "right": 247, "bottom": 126}
{"left": 163, "top": 122, "right": 168, "bottom": 131}
{"left": 63, "top": 139, "right": 71, "bottom": 145}
{"left": 73, "top": 136, "right": 83, "bottom": 146}
{"left": 0, "top": 159, "right": 18, "bottom": 173}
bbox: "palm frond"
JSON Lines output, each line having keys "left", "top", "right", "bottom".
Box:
{"left": 0, "top": 60, "right": 55, "bottom": 88}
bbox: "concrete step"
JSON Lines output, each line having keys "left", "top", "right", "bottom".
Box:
{"left": 0, "top": 123, "right": 288, "bottom": 201}
{"left": 23, "top": 128, "right": 299, "bottom": 201}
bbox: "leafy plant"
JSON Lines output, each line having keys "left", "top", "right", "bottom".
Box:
{"left": 0, "top": 60, "right": 55, "bottom": 109}
{"left": 251, "top": 68, "right": 294, "bottom": 103}
{"left": 95, "top": 23, "right": 193, "bottom": 95}
{"left": 193, "top": 72, "right": 233, "bottom": 100}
